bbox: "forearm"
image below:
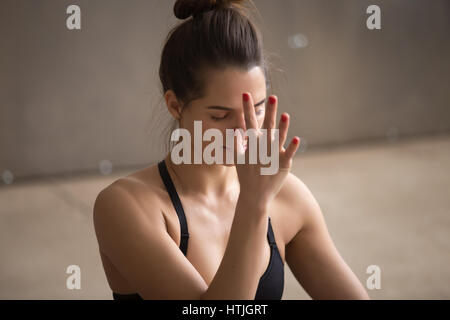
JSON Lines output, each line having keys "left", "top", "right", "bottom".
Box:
{"left": 200, "top": 195, "right": 269, "bottom": 300}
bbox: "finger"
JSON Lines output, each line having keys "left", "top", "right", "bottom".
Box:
{"left": 233, "top": 129, "right": 240, "bottom": 165}
{"left": 233, "top": 128, "right": 247, "bottom": 165}
{"left": 264, "top": 96, "right": 277, "bottom": 155}
{"left": 243, "top": 92, "right": 258, "bottom": 131}
{"left": 262, "top": 95, "right": 277, "bottom": 130}
{"left": 236, "top": 112, "right": 248, "bottom": 155}
{"left": 266, "top": 126, "right": 278, "bottom": 158}
{"left": 281, "top": 136, "right": 300, "bottom": 168}
{"left": 278, "top": 113, "right": 289, "bottom": 149}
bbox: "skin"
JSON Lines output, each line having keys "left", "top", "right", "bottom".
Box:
{"left": 93, "top": 66, "right": 370, "bottom": 299}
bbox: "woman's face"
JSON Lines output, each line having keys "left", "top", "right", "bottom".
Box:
{"left": 166, "top": 66, "right": 267, "bottom": 166}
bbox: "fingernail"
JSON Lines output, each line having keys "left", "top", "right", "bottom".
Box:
{"left": 293, "top": 137, "right": 300, "bottom": 145}
{"left": 269, "top": 96, "right": 276, "bottom": 104}
{"left": 243, "top": 93, "right": 249, "bottom": 102}
{"left": 281, "top": 114, "right": 288, "bottom": 122}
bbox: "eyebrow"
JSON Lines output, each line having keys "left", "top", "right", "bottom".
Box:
{"left": 206, "top": 97, "right": 267, "bottom": 111}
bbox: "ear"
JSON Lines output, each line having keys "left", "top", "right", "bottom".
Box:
{"left": 164, "top": 90, "right": 183, "bottom": 120}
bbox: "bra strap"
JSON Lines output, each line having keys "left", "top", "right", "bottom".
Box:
{"left": 267, "top": 217, "right": 277, "bottom": 247}
{"left": 158, "top": 159, "right": 190, "bottom": 256}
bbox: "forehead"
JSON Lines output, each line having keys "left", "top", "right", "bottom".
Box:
{"left": 201, "top": 66, "right": 267, "bottom": 108}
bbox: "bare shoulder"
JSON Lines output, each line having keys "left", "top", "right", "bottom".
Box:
{"left": 274, "top": 171, "right": 323, "bottom": 246}
{"left": 96, "top": 162, "right": 166, "bottom": 208}
{"left": 92, "top": 164, "right": 211, "bottom": 299}
{"left": 93, "top": 164, "right": 168, "bottom": 242}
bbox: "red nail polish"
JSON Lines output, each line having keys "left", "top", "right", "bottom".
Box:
{"left": 281, "top": 114, "right": 288, "bottom": 122}
{"left": 269, "top": 96, "right": 276, "bottom": 104}
{"left": 293, "top": 137, "right": 299, "bottom": 145}
{"left": 243, "top": 93, "right": 249, "bottom": 101}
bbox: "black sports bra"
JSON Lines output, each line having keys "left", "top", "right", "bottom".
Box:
{"left": 112, "top": 159, "right": 284, "bottom": 300}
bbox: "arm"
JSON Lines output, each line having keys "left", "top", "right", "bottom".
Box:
{"left": 93, "top": 182, "right": 207, "bottom": 299}
{"left": 201, "top": 195, "right": 269, "bottom": 299}
{"left": 285, "top": 176, "right": 370, "bottom": 300}
{"left": 93, "top": 181, "right": 269, "bottom": 300}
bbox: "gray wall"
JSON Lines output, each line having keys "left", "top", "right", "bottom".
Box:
{"left": 1, "top": 0, "right": 449, "bottom": 180}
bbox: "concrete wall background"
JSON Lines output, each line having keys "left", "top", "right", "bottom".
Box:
{"left": 1, "top": 0, "right": 449, "bottom": 180}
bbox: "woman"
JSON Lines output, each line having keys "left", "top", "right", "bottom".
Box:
{"left": 93, "top": 0, "right": 370, "bottom": 300}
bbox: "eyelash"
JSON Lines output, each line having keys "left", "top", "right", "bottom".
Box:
{"left": 211, "top": 109, "right": 264, "bottom": 121}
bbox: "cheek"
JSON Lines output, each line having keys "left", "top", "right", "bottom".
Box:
{"left": 202, "top": 122, "right": 225, "bottom": 133}
{"left": 202, "top": 119, "right": 229, "bottom": 133}
{"left": 199, "top": 124, "right": 228, "bottom": 146}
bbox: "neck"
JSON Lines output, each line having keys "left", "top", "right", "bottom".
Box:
{"left": 164, "top": 154, "right": 240, "bottom": 199}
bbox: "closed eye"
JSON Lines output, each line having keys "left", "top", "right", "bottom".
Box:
{"left": 211, "top": 108, "right": 264, "bottom": 121}
{"left": 211, "top": 115, "right": 227, "bottom": 121}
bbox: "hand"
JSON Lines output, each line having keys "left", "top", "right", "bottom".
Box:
{"left": 234, "top": 92, "right": 300, "bottom": 206}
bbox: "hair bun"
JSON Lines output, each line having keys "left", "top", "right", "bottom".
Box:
{"left": 174, "top": 0, "right": 244, "bottom": 20}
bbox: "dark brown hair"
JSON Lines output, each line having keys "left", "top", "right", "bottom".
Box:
{"left": 156, "top": 0, "right": 271, "bottom": 153}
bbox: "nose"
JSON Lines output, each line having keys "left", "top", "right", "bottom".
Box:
{"left": 233, "top": 110, "right": 247, "bottom": 132}
{"left": 231, "top": 113, "right": 249, "bottom": 146}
